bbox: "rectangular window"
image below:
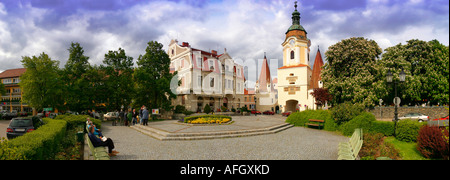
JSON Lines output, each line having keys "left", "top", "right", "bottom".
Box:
{"left": 13, "top": 78, "right": 20, "bottom": 83}
{"left": 209, "top": 60, "right": 214, "bottom": 70}
{"left": 197, "top": 76, "right": 202, "bottom": 88}
{"left": 210, "top": 77, "right": 214, "bottom": 87}
{"left": 2, "top": 79, "right": 12, "bottom": 84}
{"left": 197, "top": 57, "right": 202, "bottom": 68}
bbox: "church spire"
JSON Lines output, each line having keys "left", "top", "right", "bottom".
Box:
{"left": 286, "top": 1, "right": 306, "bottom": 35}
{"left": 292, "top": 1, "right": 301, "bottom": 25}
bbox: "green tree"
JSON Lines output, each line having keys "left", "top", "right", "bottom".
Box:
{"left": 322, "top": 37, "right": 382, "bottom": 107}
{"left": 102, "top": 47, "right": 134, "bottom": 111}
{"left": 378, "top": 39, "right": 449, "bottom": 105}
{"left": 84, "top": 65, "right": 108, "bottom": 111}
{"left": 19, "top": 53, "right": 64, "bottom": 112}
{"left": 133, "top": 41, "right": 177, "bottom": 111}
{"left": 62, "top": 42, "right": 92, "bottom": 112}
{"left": 0, "top": 81, "right": 5, "bottom": 96}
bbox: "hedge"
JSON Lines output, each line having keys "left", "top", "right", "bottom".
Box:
{"left": 5, "top": 118, "right": 67, "bottom": 160}
{"left": 369, "top": 121, "right": 395, "bottom": 136}
{"left": 0, "top": 114, "right": 101, "bottom": 160}
{"left": 285, "top": 110, "right": 338, "bottom": 131}
{"left": 54, "top": 114, "right": 101, "bottom": 130}
{"left": 340, "top": 112, "right": 376, "bottom": 136}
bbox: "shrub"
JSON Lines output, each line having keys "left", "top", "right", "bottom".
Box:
{"left": 204, "top": 104, "right": 211, "bottom": 114}
{"left": 174, "top": 105, "right": 186, "bottom": 114}
{"left": 359, "top": 132, "right": 401, "bottom": 160}
{"left": 330, "top": 102, "right": 364, "bottom": 125}
{"left": 54, "top": 114, "right": 101, "bottom": 130}
{"left": 396, "top": 119, "right": 423, "bottom": 142}
{"left": 285, "top": 110, "right": 337, "bottom": 131}
{"left": 369, "top": 121, "right": 395, "bottom": 136}
{"left": 417, "top": 125, "right": 449, "bottom": 160}
{"left": 7, "top": 118, "right": 67, "bottom": 160}
{"left": 182, "top": 110, "right": 194, "bottom": 116}
{"left": 0, "top": 138, "right": 27, "bottom": 160}
{"left": 340, "top": 112, "right": 375, "bottom": 136}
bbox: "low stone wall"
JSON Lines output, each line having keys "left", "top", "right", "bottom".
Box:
{"left": 367, "top": 106, "right": 449, "bottom": 120}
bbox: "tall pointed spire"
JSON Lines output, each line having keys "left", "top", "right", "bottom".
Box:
{"left": 292, "top": 1, "right": 300, "bottom": 25}
{"left": 257, "top": 53, "right": 273, "bottom": 93}
{"left": 310, "top": 48, "right": 324, "bottom": 89}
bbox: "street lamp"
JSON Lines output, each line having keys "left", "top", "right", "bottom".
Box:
{"left": 386, "top": 68, "right": 406, "bottom": 137}
{"left": 254, "top": 96, "right": 258, "bottom": 116}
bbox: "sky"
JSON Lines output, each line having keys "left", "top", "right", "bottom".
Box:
{"left": 0, "top": 0, "right": 449, "bottom": 86}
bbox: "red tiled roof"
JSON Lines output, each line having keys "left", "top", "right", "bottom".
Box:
{"left": 310, "top": 49, "right": 324, "bottom": 89}
{"left": 0, "top": 68, "right": 26, "bottom": 79}
{"left": 257, "top": 55, "right": 274, "bottom": 93}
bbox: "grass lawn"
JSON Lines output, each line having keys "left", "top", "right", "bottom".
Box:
{"left": 385, "top": 137, "right": 428, "bottom": 160}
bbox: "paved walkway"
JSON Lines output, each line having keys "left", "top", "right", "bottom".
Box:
{"left": 102, "top": 115, "right": 348, "bottom": 160}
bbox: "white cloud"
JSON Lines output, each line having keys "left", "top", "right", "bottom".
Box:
{"left": 0, "top": 0, "right": 448, "bottom": 82}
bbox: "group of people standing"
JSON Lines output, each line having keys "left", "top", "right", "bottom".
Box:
{"left": 116, "top": 105, "right": 149, "bottom": 126}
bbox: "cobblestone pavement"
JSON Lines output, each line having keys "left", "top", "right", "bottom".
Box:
{"left": 103, "top": 115, "right": 348, "bottom": 160}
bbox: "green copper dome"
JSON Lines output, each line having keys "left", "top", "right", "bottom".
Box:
{"left": 286, "top": 2, "right": 307, "bottom": 34}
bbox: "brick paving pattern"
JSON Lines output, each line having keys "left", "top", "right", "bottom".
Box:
{"left": 102, "top": 115, "right": 348, "bottom": 160}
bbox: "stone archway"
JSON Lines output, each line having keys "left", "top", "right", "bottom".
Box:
{"left": 285, "top": 100, "right": 298, "bottom": 112}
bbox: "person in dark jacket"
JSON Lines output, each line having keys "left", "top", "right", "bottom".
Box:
{"left": 142, "top": 106, "right": 149, "bottom": 126}
{"left": 88, "top": 126, "right": 118, "bottom": 156}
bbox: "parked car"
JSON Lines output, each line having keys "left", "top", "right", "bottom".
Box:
{"left": 396, "top": 113, "right": 429, "bottom": 122}
{"left": 282, "top": 111, "right": 292, "bottom": 117}
{"left": 433, "top": 115, "right": 449, "bottom": 121}
{"left": 251, "top": 110, "right": 261, "bottom": 115}
{"left": 104, "top": 112, "right": 119, "bottom": 121}
{"left": 48, "top": 113, "right": 58, "bottom": 119}
{"left": 263, "top": 110, "right": 275, "bottom": 115}
{"left": 430, "top": 115, "right": 449, "bottom": 127}
{"left": 2, "top": 110, "right": 18, "bottom": 119}
{"left": 7, "top": 116, "right": 43, "bottom": 139}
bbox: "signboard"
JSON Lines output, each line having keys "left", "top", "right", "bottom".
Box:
{"left": 43, "top": 107, "right": 53, "bottom": 111}
{"left": 152, "top": 109, "right": 159, "bottom": 115}
{"left": 393, "top": 97, "right": 401, "bottom": 106}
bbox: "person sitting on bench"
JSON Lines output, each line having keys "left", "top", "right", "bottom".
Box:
{"left": 88, "top": 125, "right": 119, "bottom": 157}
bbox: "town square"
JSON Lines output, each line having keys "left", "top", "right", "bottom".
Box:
{"left": 0, "top": 0, "right": 448, "bottom": 165}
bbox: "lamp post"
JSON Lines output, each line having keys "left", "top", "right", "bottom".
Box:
{"left": 386, "top": 68, "right": 406, "bottom": 137}
{"left": 254, "top": 96, "right": 257, "bottom": 116}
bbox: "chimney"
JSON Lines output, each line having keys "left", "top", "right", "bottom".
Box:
{"left": 211, "top": 50, "right": 217, "bottom": 56}
{"left": 182, "top": 42, "right": 189, "bottom": 47}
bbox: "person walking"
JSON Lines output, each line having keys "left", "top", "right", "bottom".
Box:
{"left": 119, "top": 109, "right": 124, "bottom": 126}
{"left": 139, "top": 106, "right": 144, "bottom": 125}
{"left": 132, "top": 109, "right": 137, "bottom": 125}
{"left": 142, "top": 106, "right": 149, "bottom": 126}
{"left": 126, "top": 109, "right": 132, "bottom": 127}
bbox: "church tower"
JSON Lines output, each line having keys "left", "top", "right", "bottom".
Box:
{"left": 281, "top": 1, "right": 311, "bottom": 68}
{"left": 277, "top": 1, "right": 314, "bottom": 113}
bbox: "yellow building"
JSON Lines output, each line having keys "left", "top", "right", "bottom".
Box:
{"left": 277, "top": 2, "right": 318, "bottom": 113}
{"left": 0, "top": 68, "right": 30, "bottom": 113}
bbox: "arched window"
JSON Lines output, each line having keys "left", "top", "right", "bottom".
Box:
{"left": 290, "top": 50, "right": 295, "bottom": 59}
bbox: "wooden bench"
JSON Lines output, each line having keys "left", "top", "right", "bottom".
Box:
{"left": 338, "top": 128, "right": 363, "bottom": 160}
{"left": 305, "top": 119, "right": 325, "bottom": 129}
{"left": 85, "top": 133, "right": 110, "bottom": 160}
{"left": 85, "top": 123, "right": 109, "bottom": 160}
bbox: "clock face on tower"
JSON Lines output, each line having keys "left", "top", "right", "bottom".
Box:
{"left": 289, "top": 39, "right": 295, "bottom": 46}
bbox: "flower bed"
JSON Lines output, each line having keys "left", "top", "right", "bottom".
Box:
{"left": 184, "top": 115, "right": 232, "bottom": 125}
